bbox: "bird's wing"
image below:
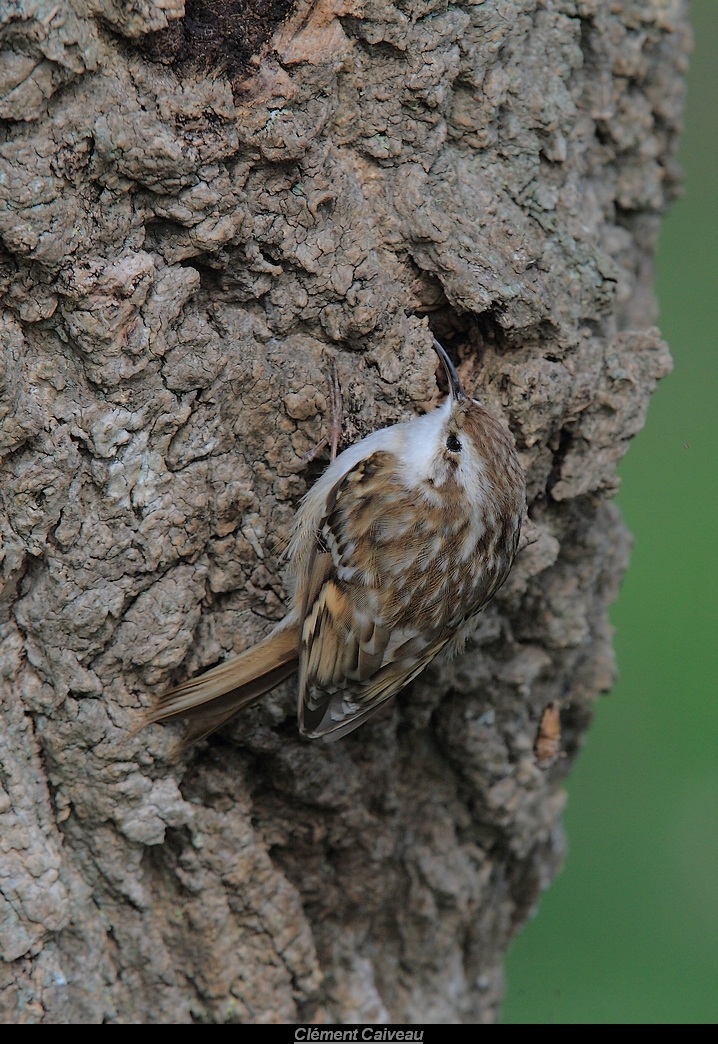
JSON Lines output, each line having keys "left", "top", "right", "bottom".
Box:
{"left": 295, "top": 450, "right": 448, "bottom": 739}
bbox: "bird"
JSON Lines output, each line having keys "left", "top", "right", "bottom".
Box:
{"left": 144, "top": 338, "right": 526, "bottom": 745}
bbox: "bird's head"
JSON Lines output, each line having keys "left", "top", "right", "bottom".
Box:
{"left": 397, "top": 339, "right": 522, "bottom": 512}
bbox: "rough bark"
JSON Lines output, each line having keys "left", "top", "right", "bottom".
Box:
{"left": 0, "top": 0, "right": 685, "bottom": 1025}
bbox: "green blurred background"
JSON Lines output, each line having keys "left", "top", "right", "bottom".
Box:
{"left": 503, "top": 2, "right": 717, "bottom": 1024}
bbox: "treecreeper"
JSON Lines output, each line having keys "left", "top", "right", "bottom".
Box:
{"left": 145, "top": 339, "right": 526, "bottom": 745}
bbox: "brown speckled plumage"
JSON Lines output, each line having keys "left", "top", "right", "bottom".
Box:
{"left": 145, "top": 340, "right": 525, "bottom": 744}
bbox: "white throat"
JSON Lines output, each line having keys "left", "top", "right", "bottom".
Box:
{"left": 395, "top": 399, "right": 452, "bottom": 487}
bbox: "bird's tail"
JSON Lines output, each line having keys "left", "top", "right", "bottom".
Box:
{"left": 144, "top": 623, "right": 299, "bottom": 747}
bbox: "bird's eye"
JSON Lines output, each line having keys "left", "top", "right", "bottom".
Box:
{"left": 446, "top": 434, "right": 462, "bottom": 453}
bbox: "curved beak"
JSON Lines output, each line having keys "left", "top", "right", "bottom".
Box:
{"left": 432, "top": 338, "right": 466, "bottom": 402}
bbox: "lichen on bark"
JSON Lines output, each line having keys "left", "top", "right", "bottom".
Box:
{"left": 0, "top": 0, "right": 685, "bottom": 1024}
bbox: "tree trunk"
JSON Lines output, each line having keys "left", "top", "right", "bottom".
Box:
{"left": 0, "top": 0, "right": 685, "bottom": 1024}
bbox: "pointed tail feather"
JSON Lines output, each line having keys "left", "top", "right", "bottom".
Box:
{"left": 145, "top": 624, "right": 299, "bottom": 746}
